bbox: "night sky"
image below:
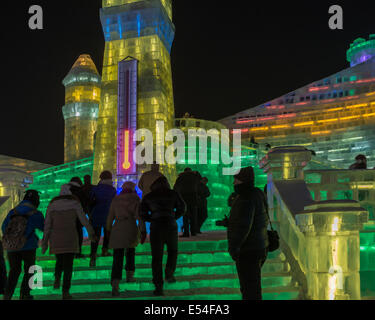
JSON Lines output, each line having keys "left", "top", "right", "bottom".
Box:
{"left": 0, "top": 0, "right": 374, "bottom": 165}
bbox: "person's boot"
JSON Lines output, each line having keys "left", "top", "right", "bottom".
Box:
{"left": 165, "top": 269, "right": 176, "bottom": 283}
{"left": 89, "top": 255, "right": 96, "bottom": 268}
{"left": 111, "top": 279, "right": 120, "bottom": 297}
{"left": 54, "top": 277, "right": 61, "bottom": 290}
{"left": 62, "top": 290, "right": 73, "bottom": 300}
{"left": 165, "top": 275, "right": 176, "bottom": 284}
{"left": 20, "top": 293, "right": 34, "bottom": 300}
{"left": 3, "top": 294, "right": 10, "bottom": 301}
{"left": 102, "top": 248, "right": 111, "bottom": 257}
{"left": 126, "top": 271, "right": 136, "bottom": 283}
{"left": 153, "top": 285, "right": 164, "bottom": 297}
{"left": 3, "top": 289, "right": 12, "bottom": 301}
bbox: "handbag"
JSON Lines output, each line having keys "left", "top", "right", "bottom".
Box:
{"left": 263, "top": 195, "right": 280, "bottom": 252}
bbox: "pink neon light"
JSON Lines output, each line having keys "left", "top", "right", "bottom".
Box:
{"left": 309, "top": 86, "right": 330, "bottom": 92}
{"left": 278, "top": 113, "right": 297, "bottom": 119}
{"left": 295, "top": 102, "right": 308, "bottom": 106}
{"left": 266, "top": 105, "right": 285, "bottom": 110}
{"left": 356, "top": 78, "right": 375, "bottom": 84}
{"left": 237, "top": 119, "right": 255, "bottom": 124}
{"left": 258, "top": 117, "right": 275, "bottom": 121}
{"left": 236, "top": 116, "right": 276, "bottom": 124}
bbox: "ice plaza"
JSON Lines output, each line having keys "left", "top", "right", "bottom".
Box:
{"left": 1, "top": 0, "right": 375, "bottom": 300}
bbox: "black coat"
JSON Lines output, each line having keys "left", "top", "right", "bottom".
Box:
{"left": 197, "top": 182, "right": 210, "bottom": 209}
{"left": 227, "top": 184, "right": 269, "bottom": 258}
{"left": 173, "top": 171, "right": 200, "bottom": 206}
{"left": 70, "top": 184, "right": 90, "bottom": 214}
{"left": 141, "top": 178, "right": 186, "bottom": 223}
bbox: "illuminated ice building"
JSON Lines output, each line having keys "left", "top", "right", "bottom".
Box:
{"left": 92, "top": 0, "right": 176, "bottom": 186}
{"left": 62, "top": 55, "right": 101, "bottom": 163}
{"left": 221, "top": 35, "right": 375, "bottom": 169}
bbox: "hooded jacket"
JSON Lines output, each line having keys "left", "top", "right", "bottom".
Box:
{"left": 227, "top": 184, "right": 269, "bottom": 258}
{"left": 141, "top": 177, "right": 186, "bottom": 223}
{"left": 138, "top": 170, "right": 165, "bottom": 197}
{"left": 1, "top": 200, "right": 44, "bottom": 252}
{"left": 106, "top": 191, "right": 146, "bottom": 249}
{"left": 42, "top": 185, "right": 95, "bottom": 255}
{"left": 89, "top": 180, "right": 117, "bottom": 227}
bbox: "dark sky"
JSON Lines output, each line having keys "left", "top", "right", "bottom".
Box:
{"left": 0, "top": 0, "right": 374, "bottom": 165}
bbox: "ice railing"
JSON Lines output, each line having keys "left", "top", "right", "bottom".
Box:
{"left": 267, "top": 181, "right": 309, "bottom": 299}
{"left": 304, "top": 169, "right": 375, "bottom": 221}
{"left": 261, "top": 146, "right": 368, "bottom": 300}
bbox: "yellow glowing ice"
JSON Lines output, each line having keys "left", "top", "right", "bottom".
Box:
{"left": 93, "top": 5, "right": 176, "bottom": 184}
{"left": 63, "top": 55, "right": 101, "bottom": 163}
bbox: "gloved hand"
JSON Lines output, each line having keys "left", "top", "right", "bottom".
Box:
{"left": 140, "top": 232, "right": 147, "bottom": 245}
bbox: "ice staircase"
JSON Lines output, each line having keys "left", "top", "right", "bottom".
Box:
{"left": 10, "top": 232, "right": 301, "bottom": 300}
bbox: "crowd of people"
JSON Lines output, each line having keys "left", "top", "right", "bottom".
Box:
{"left": 0, "top": 153, "right": 372, "bottom": 302}
{"left": 0, "top": 164, "right": 213, "bottom": 300}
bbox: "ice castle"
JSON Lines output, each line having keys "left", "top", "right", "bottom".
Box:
{"left": 220, "top": 35, "right": 375, "bottom": 169}
{"left": 1, "top": 1, "right": 375, "bottom": 300}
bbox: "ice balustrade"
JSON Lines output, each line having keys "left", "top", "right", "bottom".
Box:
{"left": 260, "top": 146, "right": 369, "bottom": 300}
{"left": 304, "top": 168, "right": 375, "bottom": 296}
{"left": 304, "top": 169, "right": 375, "bottom": 219}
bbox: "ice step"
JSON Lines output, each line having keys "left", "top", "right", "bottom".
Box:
{"left": 33, "top": 256, "right": 288, "bottom": 274}
{"left": 21, "top": 286, "right": 300, "bottom": 301}
{"left": 22, "top": 260, "right": 290, "bottom": 282}
{"left": 14, "top": 272, "right": 293, "bottom": 297}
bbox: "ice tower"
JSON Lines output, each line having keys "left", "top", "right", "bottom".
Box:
{"left": 62, "top": 55, "right": 101, "bottom": 163}
{"left": 92, "top": 0, "right": 176, "bottom": 184}
{"left": 347, "top": 35, "right": 375, "bottom": 67}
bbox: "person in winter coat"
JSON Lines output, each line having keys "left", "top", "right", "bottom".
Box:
{"left": 106, "top": 182, "right": 147, "bottom": 297}
{"left": 42, "top": 184, "right": 95, "bottom": 300}
{"left": 69, "top": 177, "right": 89, "bottom": 259}
{"left": 197, "top": 176, "right": 211, "bottom": 234}
{"left": 138, "top": 162, "right": 165, "bottom": 197}
{"left": 1, "top": 190, "right": 44, "bottom": 300}
{"left": 227, "top": 167, "right": 269, "bottom": 301}
{"left": 173, "top": 168, "right": 200, "bottom": 237}
{"left": 349, "top": 154, "right": 367, "bottom": 170}
{"left": 0, "top": 240, "right": 6, "bottom": 296}
{"left": 82, "top": 175, "right": 94, "bottom": 215}
{"left": 89, "top": 171, "right": 117, "bottom": 266}
{"left": 141, "top": 176, "right": 186, "bottom": 296}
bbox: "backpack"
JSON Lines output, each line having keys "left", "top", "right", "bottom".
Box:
{"left": 2, "top": 208, "right": 36, "bottom": 251}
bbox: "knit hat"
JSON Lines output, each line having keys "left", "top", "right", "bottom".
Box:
{"left": 234, "top": 167, "right": 255, "bottom": 184}
{"left": 122, "top": 181, "right": 136, "bottom": 192}
{"left": 100, "top": 171, "right": 113, "bottom": 181}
